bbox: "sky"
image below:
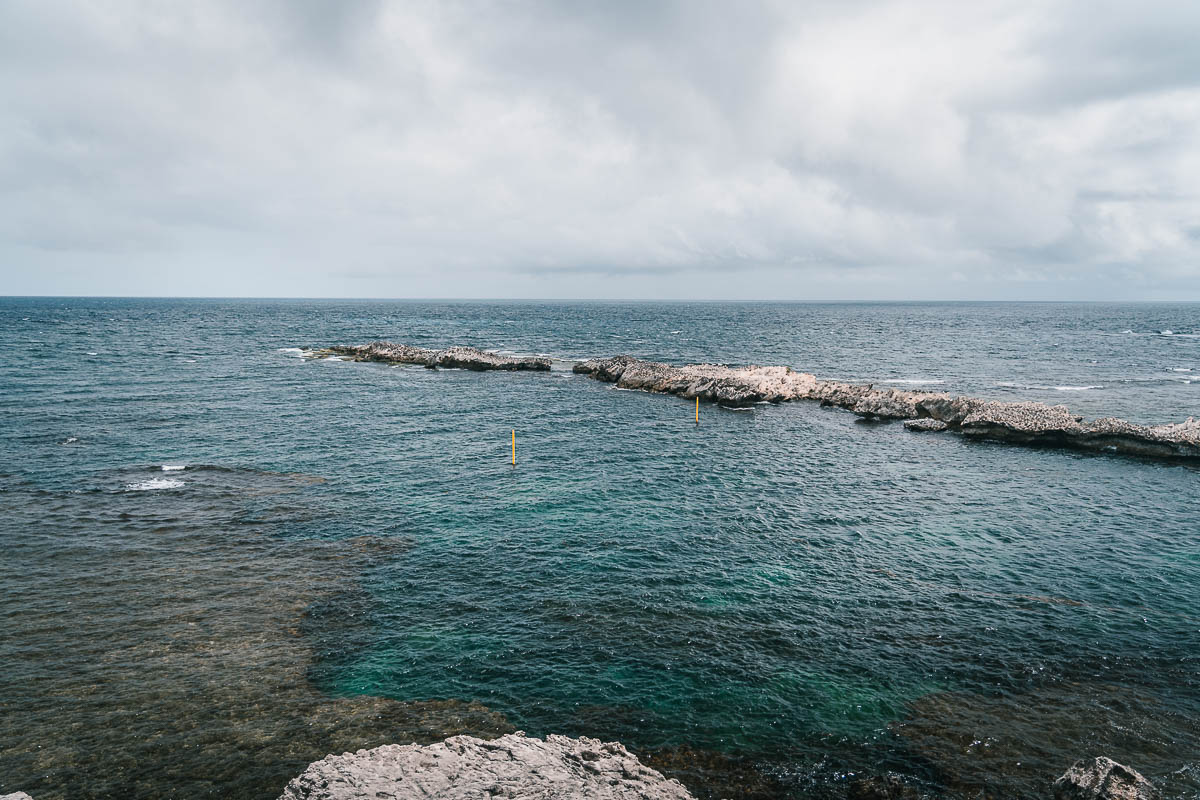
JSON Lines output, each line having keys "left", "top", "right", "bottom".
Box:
{"left": 2, "top": 1, "right": 1200, "bottom": 301}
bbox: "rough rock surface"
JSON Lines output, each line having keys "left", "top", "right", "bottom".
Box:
{"left": 903, "top": 418, "right": 950, "bottom": 432}
{"left": 1053, "top": 757, "right": 1158, "bottom": 800}
{"left": 328, "top": 342, "right": 551, "bottom": 371}
{"left": 1, "top": 793, "right": 36, "bottom": 800}
{"left": 277, "top": 732, "right": 696, "bottom": 800}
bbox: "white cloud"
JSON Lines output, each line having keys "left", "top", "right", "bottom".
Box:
{"left": 1, "top": 0, "right": 1198, "bottom": 299}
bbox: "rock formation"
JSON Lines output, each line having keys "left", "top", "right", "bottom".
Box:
{"left": 1053, "top": 757, "right": 1158, "bottom": 800}
{"left": 315, "top": 343, "right": 1200, "bottom": 459}
{"left": 573, "top": 354, "right": 1200, "bottom": 459}
{"left": 277, "top": 732, "right": 696, "bottom": 800}
{"left": 326, "top": 342, "right": 551, "bottom": 371}
{"left": 1, "top": 793, "right": 36, "bottom": 800}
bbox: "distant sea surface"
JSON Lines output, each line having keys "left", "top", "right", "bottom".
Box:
{"left": 2, "top": 298, "right": 1198, "bottom": 799}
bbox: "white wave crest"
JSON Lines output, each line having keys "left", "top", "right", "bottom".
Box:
{"left": 161, "top": 465, "right": 186, "bottom": 472}
{"left": 125, "top": 478, "right": 184, "bottom": 491}
{"left": 881, "top": 379, "right": 946, "bottom": 385}
{"left": 996, "top": 382, "right": 1102, "bottom": 392}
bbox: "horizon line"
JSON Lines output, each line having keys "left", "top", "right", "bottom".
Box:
{"left": 3, "top": 295, "right": 1199, "bottom": 304}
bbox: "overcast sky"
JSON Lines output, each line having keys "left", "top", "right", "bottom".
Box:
{"left": 2, "top": 1, "right": 1200, "bottom": 300}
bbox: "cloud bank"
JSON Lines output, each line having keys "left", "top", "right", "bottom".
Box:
{"left": 2, "top": 0, "right": 1199, "bottom": 299}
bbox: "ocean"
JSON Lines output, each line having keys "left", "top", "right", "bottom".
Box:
{"left": 1, "top": 298, "right": 1198, "bottom": 799}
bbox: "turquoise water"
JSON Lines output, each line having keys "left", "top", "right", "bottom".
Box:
{"left": 1, "top": 299, "right": 1198, "bottom": 799}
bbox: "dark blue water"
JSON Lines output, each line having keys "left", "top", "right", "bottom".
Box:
{"left": 2, "top": 299, "right": 1198, "bottom": 799}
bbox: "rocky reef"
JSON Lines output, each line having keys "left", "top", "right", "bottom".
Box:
{"left": 1054, "top": 757, "right": 1159, "bottom": 800}
{"left": 277, "top": 732, "right": 696, "bottom": 800}
{"left": 573, "top": 354, "right": 1200, "bottom": 459}
{"left": 326, "top": 341, "right": 551, "bottom": 371}
{"left": 313, "top": 343, "right": 1199, "bottom": 459}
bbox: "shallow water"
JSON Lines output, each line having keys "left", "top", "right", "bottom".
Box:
{"left": 1, "top": 299, "right": 1198, "bottom": 799}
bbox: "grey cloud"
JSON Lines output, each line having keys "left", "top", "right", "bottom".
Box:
{"left": 1, "top": 0, "right": 1199, "bottom": 299}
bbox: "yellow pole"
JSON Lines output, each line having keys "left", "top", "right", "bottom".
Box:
{"left": 695, "top": 396, "right": 699, "bottom": 422}
{"left": 511, "top": 429, "right": 516, "bottom": 466}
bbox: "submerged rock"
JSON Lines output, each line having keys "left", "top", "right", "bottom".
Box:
{"left": 329, "top": 342, "right": 550, "bottom": 371}
{"left": 846, "top": 774, "right": 922, "bottom": 800}
{"left": 1054, "top": 757, "right": 1158, "bottom": 800}
{"left": 277, "top": 732, "right": 696, "bottom": 800}
{"left": 895, "top": 685, "right": 1195, "bottom": 799}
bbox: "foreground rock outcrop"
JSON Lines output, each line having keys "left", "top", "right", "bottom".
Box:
{"left": 573, "top": 355, "right": 1200, "bottom": 459}
{"left": 1054, "top": 757, "right": 1158, "bottom": 800}
{"left": 327, "top": 342, "right": 551, "bottom": 371}
{"left": 277, "top": 732, "right": 696, "bottom": 800}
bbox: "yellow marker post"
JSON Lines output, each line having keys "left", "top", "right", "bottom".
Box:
{"left": 511, "top": 429, "right": 516, "bottom": 466}
{"left": 695, "top": 396, "right": 699, "bottom": 423}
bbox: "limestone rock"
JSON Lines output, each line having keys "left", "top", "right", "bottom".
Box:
{"left": 277, "top": 732, "right": 697, "bottom": 800}
{"left": 329, "top": 342, "right": 550, "bottom": 371}
{"left": 1053, "top": 757, "right": 1158, "bottom": 800}
{"left": 853, "top": 389, "right": 946, "bottom": 419}
{"left": 903, "top": 418, "right": 949, "bottom": 432}
{"left": 1, "top": 793, "right": 36, "bottom": 800}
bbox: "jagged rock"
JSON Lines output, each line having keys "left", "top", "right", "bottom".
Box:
{"left": 573, "top": 355, "right": 820, "bottom": 405}
{"left": 960, "top": 401, "right": 1084, "bottom": 437}
{"left": 854, "top": 389, "right": 946, "bottom": 419}
{"left": 329, "top": 342, "right": 550, "bottom": 371}
{"left": 277, "top": 732, "right": 696, "bottom": 800}
{"left": 1053, "top": 757, "right": 1158, "bottom": 800}
{"left": 812, "top": 380, "right": 876, "bottom": 410}
{"left": 904, "top": 418, "right": 949, "bottom": 432}
{"left": 1, "top": 793, "right": 35, "bottom": 800}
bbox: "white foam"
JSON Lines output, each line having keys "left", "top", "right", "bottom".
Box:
{"left": 86, "top": 351, "right": 98, "bottom": 356}
{"left": 1160, "top": 330, "right": 1174, "bottom": 335}
{"left": 161, "top": 465, "right": 186, "bottom": 472}
{"left": 125, "top": 477, "right": 184, "bottom": 491}
{"left": 61, "top": 436, "right": 78, "bottom": 444}
{"left": 881, "top": 379, "right": 946, "bottom": 385}
{"left": 1171, "top": 368, "right": 1192, "bottom": 372}
{"left": 996, "top": 382, "right": 1101, "bottom": 392}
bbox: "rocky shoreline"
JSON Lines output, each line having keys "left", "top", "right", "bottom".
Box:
{"left": 0, "top": 748, "right": 1162, "bottom": 800}
{"left": 318, "top": 342, "right": 1199, "bottom": 460}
